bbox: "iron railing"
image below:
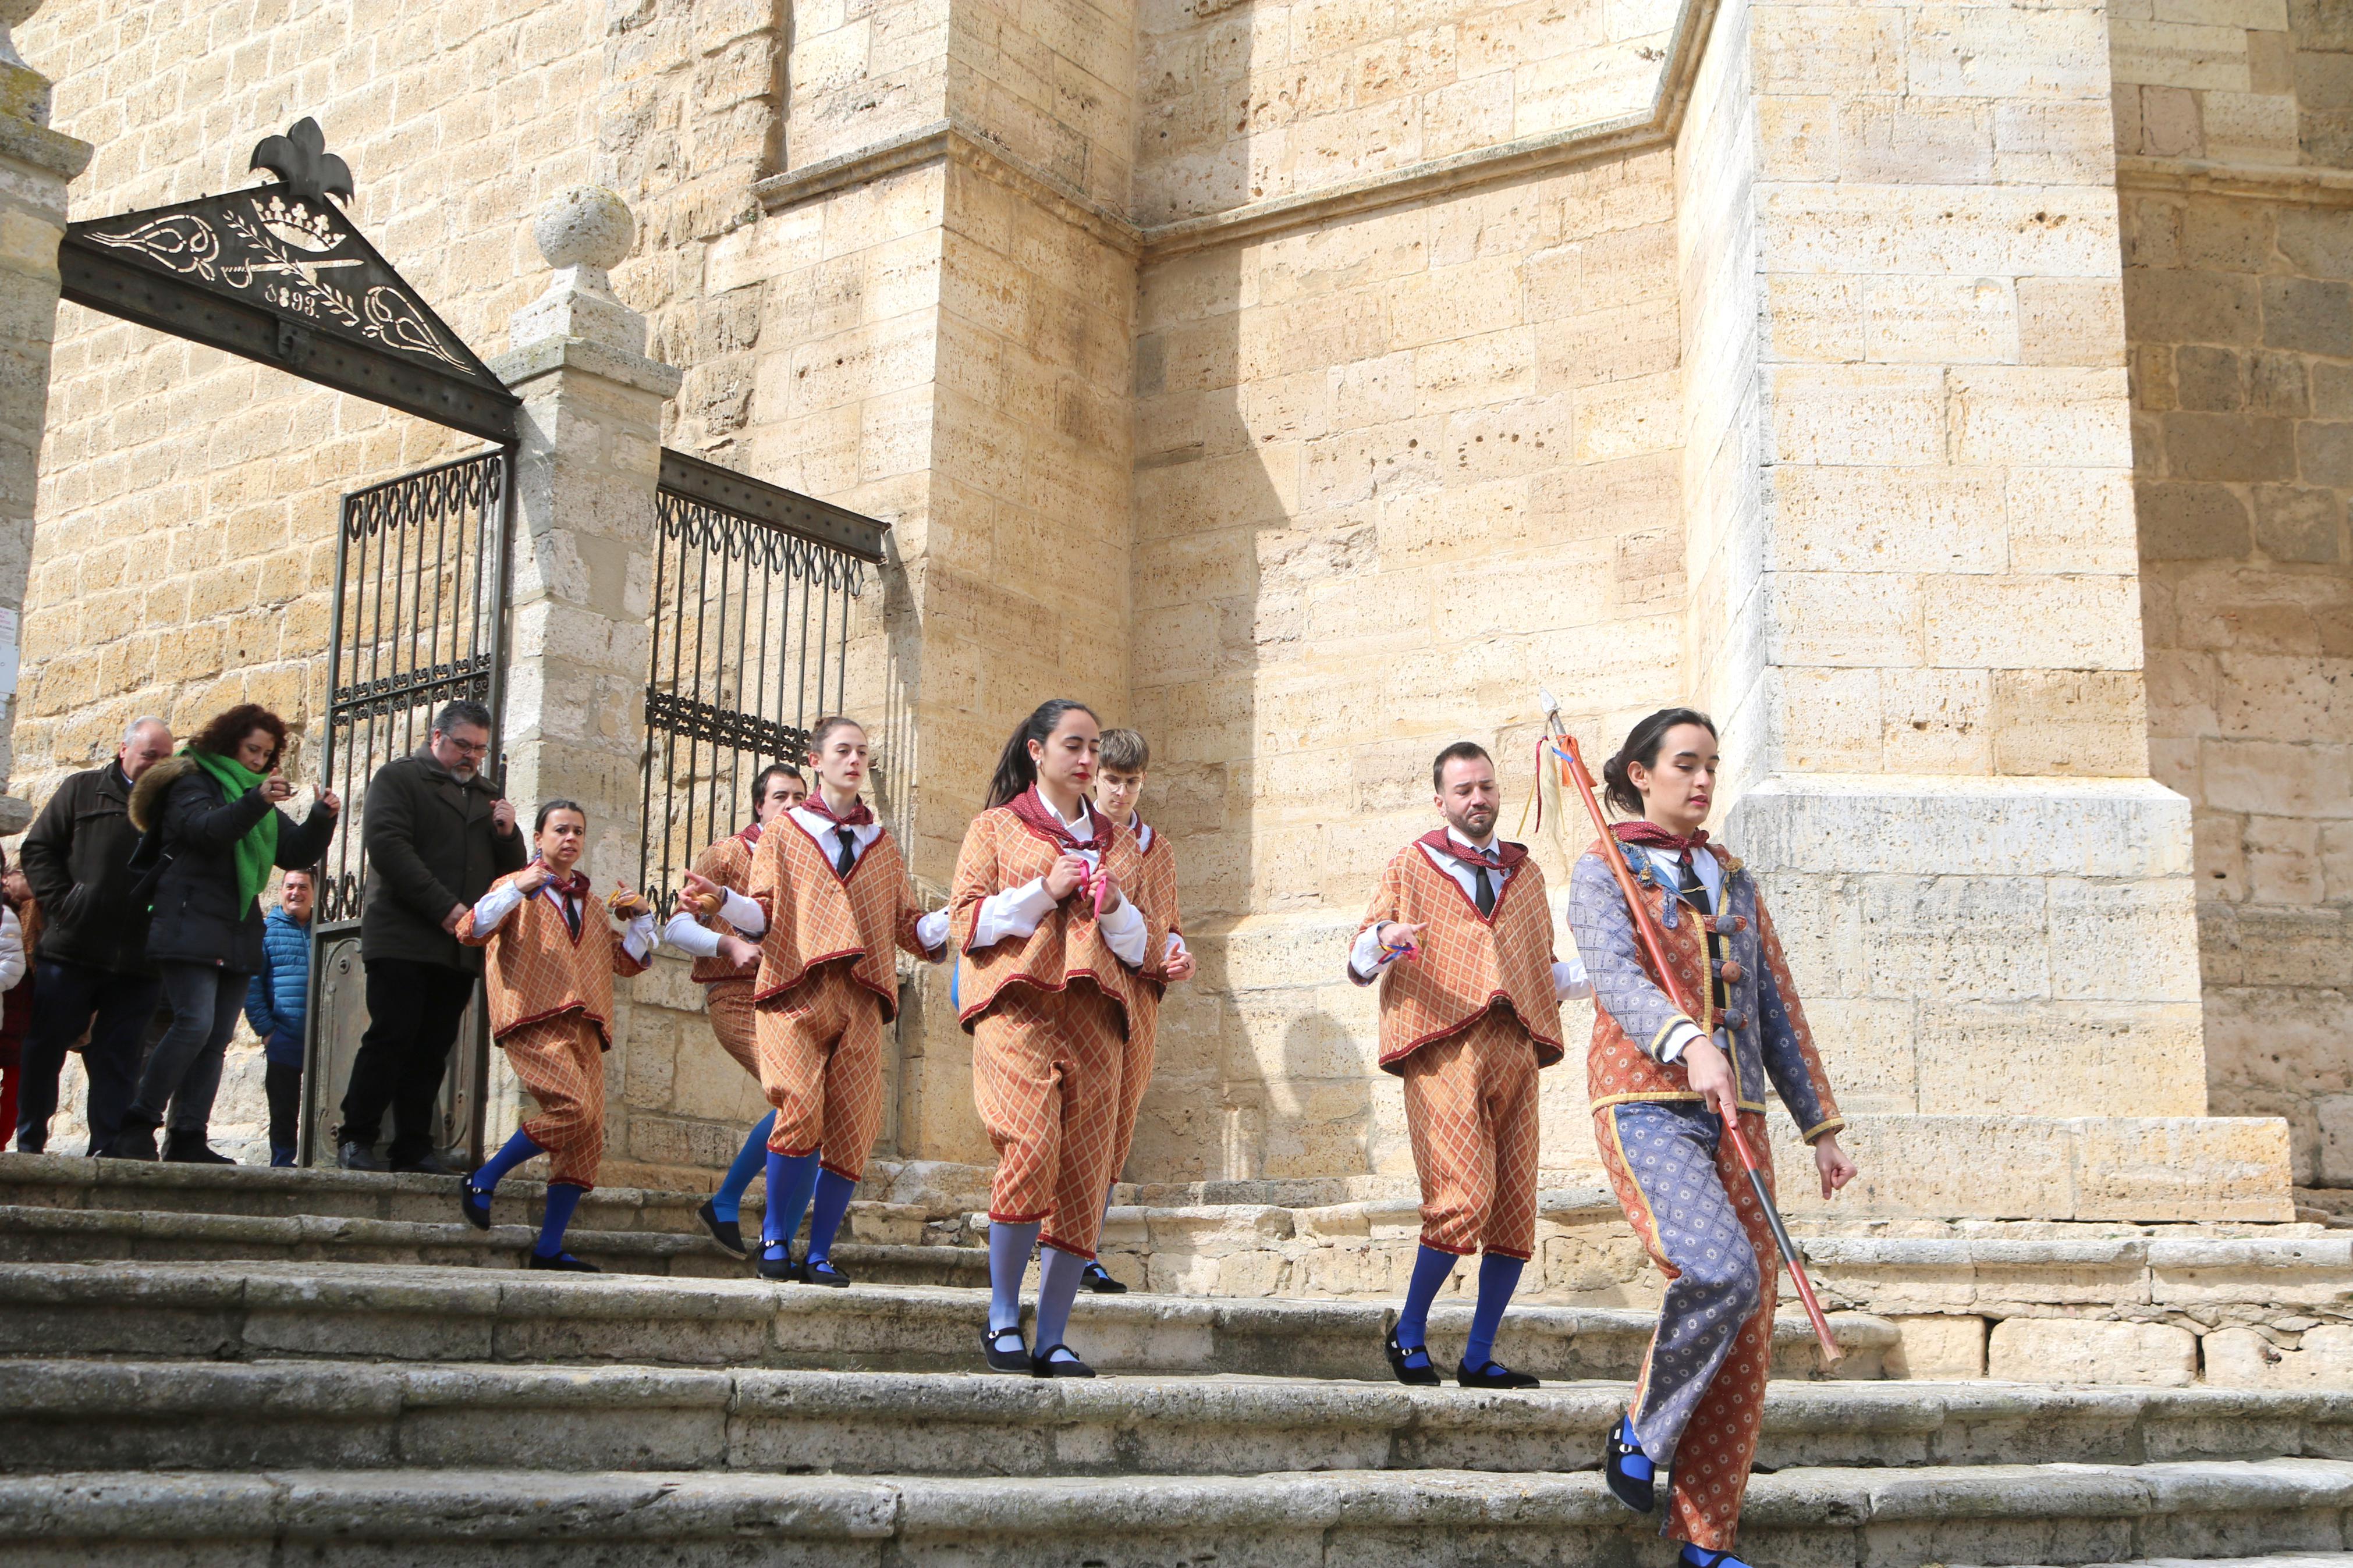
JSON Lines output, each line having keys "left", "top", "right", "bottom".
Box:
{"left": 314, "top": 449, "right": 514, "bottom": 923}
{"left": 638, "top": 450, "right": 887, "bottom": 918}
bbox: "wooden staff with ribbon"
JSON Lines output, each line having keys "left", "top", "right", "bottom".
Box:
{"left": 1536, "top": 691, "right": 1843, "bottom": 1365}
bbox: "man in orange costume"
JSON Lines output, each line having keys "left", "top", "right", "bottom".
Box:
{"left": 1350, "top": 741, "right": 1589, "bottom": 1389}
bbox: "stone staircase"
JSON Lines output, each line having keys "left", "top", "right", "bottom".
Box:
{"left": 0, "top": 1155, "right": 2347, "bottom": 1563}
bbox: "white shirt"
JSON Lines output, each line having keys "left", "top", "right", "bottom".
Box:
{"left": 1116, "top": 814, "right": 1187, "bottom": 965}
{"left": 969, "top": 795, "right": 1148, "bottom": 968}
{"left": 471, "top": 876, "right": 656, "bottom": 962}
{"left": 667, "top": 808, "right": 950, "bottom": 959}
{"left": 1629, "top": 841, "right": 1725, "bottom": 1064}
{"left": 1348, "top": 828, "right": 1589, "bottom": 998}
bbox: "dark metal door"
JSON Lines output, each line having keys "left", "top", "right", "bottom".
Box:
{"left": 301, "top": 449, "right": 514, "bottom": 1167}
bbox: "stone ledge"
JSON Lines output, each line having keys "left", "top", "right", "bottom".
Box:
{"left": 0, "top": 1360, "right": 2341, "bottom": 1480}
{"left": 488, "top": 336, "right": 683, "bottom": 400}
{"left": 1, "top": 1458, "right": 2345, "bottom": 1562}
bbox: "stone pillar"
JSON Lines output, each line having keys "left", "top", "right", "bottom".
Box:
{"left": 485, "top": 187, "right": 682, "bottom": 1158}
{"left": 0, "top": 0, "right": 88, "bottom": 830}
{"left": 1676, "top": 0, "right": 2291, "bottom": 1219}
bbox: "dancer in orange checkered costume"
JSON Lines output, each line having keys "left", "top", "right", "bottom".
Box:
{"left": 455, "top": 799, "right": 658, "bottom": 1272}
{"left": 953, "top": 699, "right": 1152, "bottom": 1379}
{"left": 1350, "top": 741, "right": 1589, "bottom": 1391}
{"left": 661, "top": 763, "right": 807, "bottom": 1257}
{"left": 1567, "top": 709, "right": 1857, "bottom": 1568}
{"left": 682, "top": 719, "right": 948, "bottom": 1286}
{"left": 1074, "top": 727, "right": 1197, "bottom": 1295}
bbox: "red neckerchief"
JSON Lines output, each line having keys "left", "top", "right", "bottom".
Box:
{"left": 736, "top": 822, "right": 764, "bottom": 848}
{"left": 1611, "top": 822, "right": 1709, "bottom": 853}
{"left": 535, "top": 862, "right": 592, "bottom": 899}
{"left": 799, "top": 792, "right": 875, "bottom": 828}
{"left": 1007, "top": 785, "right": 1113, "bottom": 856}
{"left": 1415, "top": 828, "right": 1529, "bottom": 871}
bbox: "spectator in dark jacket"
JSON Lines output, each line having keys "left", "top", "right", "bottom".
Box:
{"left": 333, "top": 698, "right": 524, "bottom": 1173}
{"left": 0, "top": 854, "right": 31, "bottom": 1148}
{"left": 13, "top": 717, "right": 175, "bottom": 1154}
{"left": 105, "top": 706, "right": 339, "bottom": 1162}
{"left": 243, "top": 868, "right": 314, "bottom": 1167}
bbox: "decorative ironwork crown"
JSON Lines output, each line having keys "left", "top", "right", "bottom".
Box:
{"left": 249, "top": 118, "right": 353, "bottom": 205}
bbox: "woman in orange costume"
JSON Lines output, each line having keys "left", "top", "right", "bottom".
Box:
{"left": 951, "top": 699, "right": 1149, "bottom": 1377}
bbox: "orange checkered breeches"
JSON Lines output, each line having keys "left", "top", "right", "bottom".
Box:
{"left": 1397, "top": 1005, "right": 1541, "bottom": 1259}
{"left": 755, "top": 959, "right": 886, "bottom": 1182}
{"left": 503, "top": 1011, "right": 607, "bottom": 1189}
{"left": 705, "top": 978, "right": 760, "bottom": 1078}
{"left": 1109, "top": 994, "right": 1156, "bottom": 1183}
{"left": 972, "top": 977, "right": 1127, "bottom": 1261}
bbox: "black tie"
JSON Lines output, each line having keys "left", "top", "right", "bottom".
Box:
{"left": 1678, "top": 852, "right": 1726, "bottom": 1013}
{"left": 835, "top": 827, "right": 857, "bottom": 876}
{"left": 1473, "top": 863, "right": 1495, "bottom": 918}
{"left": 561, "top": 893, "right": 581, "bottom": 939}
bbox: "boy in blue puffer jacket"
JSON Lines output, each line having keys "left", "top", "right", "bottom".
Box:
{"left": 243, "top": 869, "right": 315, "bottom": 1167}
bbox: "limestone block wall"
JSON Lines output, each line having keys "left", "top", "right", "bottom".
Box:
{"left": 1129, "top": 145, "right": 1686, "bottom": 1184}
{"left": 2115, "top": 0, "right": 2353, "bottom": 1187}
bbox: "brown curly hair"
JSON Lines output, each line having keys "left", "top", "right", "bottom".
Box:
{"left": 187, "top": 704, "right": 288, "bottom": 771}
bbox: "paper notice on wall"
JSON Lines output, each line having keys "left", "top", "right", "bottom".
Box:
{"left": 0, "top": 606, "right": 19, "bottom": 698}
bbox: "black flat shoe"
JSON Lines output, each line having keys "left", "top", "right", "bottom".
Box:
{"left": 755, "top": 1245, "right": 796, "bottom": 1282}
{"left": 162, "top": 1134, "right": 233, "bottom": 1164}
{"left": 459, "top": 1183, "right": 494, "bottom": 1231}
{"left": 1031, "top": 1343, "right": 1095, "bottom": 1378}
{"left": 336, "top": 1140, "right": 386, "bottom": 1172}
{"left": 982, "top": 1324, "right": 1031, "bottom": 1374}
{"left": 1384, "top": 1328, "right": 1441, "bottom": 1387}
{"left": 1603, "top": 1414, "right": 1657, "bottom": 1513}
{"left": 697, "top": 1198, "right": 747, "bottom": 1256}
{"left": 1078, "top": 1260, "right": 1128, "bottom": 1293}
{"left": 102, "top": 1126, "right": 158, "bottom": 1162}
{"left": 1456, "top": 1359, "right": 1541, "bottom": 1390}
{"left": 526, "top": 1251, "right": 599, "bottom": 1272}
{"left": 795, "top": 1258, "right": 852, "bottom": 1287}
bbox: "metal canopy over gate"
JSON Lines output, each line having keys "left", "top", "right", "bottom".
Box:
{"left": 637, "top": 448, "right": 889, "bottom": 918}
{"left": 55, "top": 118, "right": 521, "bottom": 1167}
{"left": 59, "top": 118, "right": 520, "bottom": 444}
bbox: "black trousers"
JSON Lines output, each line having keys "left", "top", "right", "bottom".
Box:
{"left": 264, "top": 1059, "right": 302, "bottom": 1153}
{"left": 335, "top": 958, "right": 477, "bottom": 1161}
{"left": 14, "top": 960, "right": 162, "bottom": 1155}
{"left": 125, "top": 963, "right": 249, "bottom": 1138}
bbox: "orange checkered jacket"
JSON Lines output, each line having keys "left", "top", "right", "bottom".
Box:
{"left": 1132, "top": 823, "right": 1182, "bottom": 995}
{"left": 684, "top": 829, "right": 758, "bottom": 987}
{"left": 1567, "top": 837, "right": 1844, "bottom": 1143}
{"left": 950, "top": 805, "right": 1147, "bottom": 1033}
{"left": 744, "top": 816, "right": 935, "bottom": 1019}
{"left": 457, "top": 870, "right": 649, "bottom": 1050}
{"left": 1353, "top": 841, "right": 1566, "bottom": 1075}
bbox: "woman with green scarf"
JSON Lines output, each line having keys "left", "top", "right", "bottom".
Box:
{"left": 106, "top": 705, "right": 340, "bottom": 1162}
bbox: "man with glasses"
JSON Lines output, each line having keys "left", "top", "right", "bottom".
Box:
{"left": 333, "top": 699, "right": 527, "bottom": 1172}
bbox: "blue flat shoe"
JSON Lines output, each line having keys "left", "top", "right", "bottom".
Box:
{"left": 1604, "top": 1413, "right": 1655, "bottom": 1513}
{"left": 1681, "top": 1549, "right": 1753, "bottom": 1568}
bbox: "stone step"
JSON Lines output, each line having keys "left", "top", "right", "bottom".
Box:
{"left": 2001, "top": 1559, "right": 2353, "bottom": 1568}
{"left": 0, "top": 1202, "right": 988, "bottom": 1285}
{"left": 2, "top": 1458, "right": 2347, "bottom": 1566}
{"left": 0, "top": 1360, "right": 2343, "bottom": 1480}
{"left": 0, "top": 1260, "right": 1892, "bottom": 1381}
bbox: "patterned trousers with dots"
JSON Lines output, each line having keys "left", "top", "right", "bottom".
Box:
{"left": 704, "top": 978, "right": 760, "bottom": 1079}
{"left": 756, "top": 961, "right": 886, "bottom": 1182}
{"left": 973, "top": 976, "right": 1127, "bottom": 1261}
{"left": 1399, "top": 1007, "right": 1542, "bottom": 1258}
{"left": 1595, "top": 1100, "right": 1780, "bottom": 1551}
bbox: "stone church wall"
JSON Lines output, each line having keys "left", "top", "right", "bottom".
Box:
{"left": 2114, "top": 0, "right": 2353, "bottom": 1187}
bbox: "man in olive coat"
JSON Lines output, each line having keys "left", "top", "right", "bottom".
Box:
{"left": 13, "top": 717, "right": 175, "bottom": 1154}
{"left": 332, "top": 699, "right": 526, "bottom": 1172}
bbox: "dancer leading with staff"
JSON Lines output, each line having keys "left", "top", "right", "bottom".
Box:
{"left": 1567, "top": 708, "right": 1857, "bottom": 1567}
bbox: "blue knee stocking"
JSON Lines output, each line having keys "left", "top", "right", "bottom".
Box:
{"left": 1463, "top": 1251, "right": 1525, "bottom": 1369}
{"left": 988, "top": 1220, "right": 1041, "bottom": 1332}
{"left": 710, "top": 1111, "right": 776, "bottom": 1223}
{"left": 471, "top": 1127, "right": 543, "bottom": 1194}
{"left": 760, "top": 1150, "right": 820, "bottom": 1263}
{"left": 1395, "top": 1244, "right": 1460, "bottom": 1353}
{"left": 1032, "top": 1246, "right": 1087, "bottom": 1363}
{"left": 804, "top": 1168, "right": 857, "bottom": 1269}
{"left": 534, "top": 1182, "right": 585, "bottom": 1259}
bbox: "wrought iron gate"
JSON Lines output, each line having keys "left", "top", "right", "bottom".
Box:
{"left": 303, "top": 449, "right": 516, "bottom": 1167}
{"left": 636, "top": 449, "right": 886, "bottom": 916}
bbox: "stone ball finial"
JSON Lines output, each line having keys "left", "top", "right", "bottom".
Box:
{"left": 533, "top": 186, "right": 634, "bottom": 275}
{"left": 0, "top": 1, "right": 43, "bottom": 32}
